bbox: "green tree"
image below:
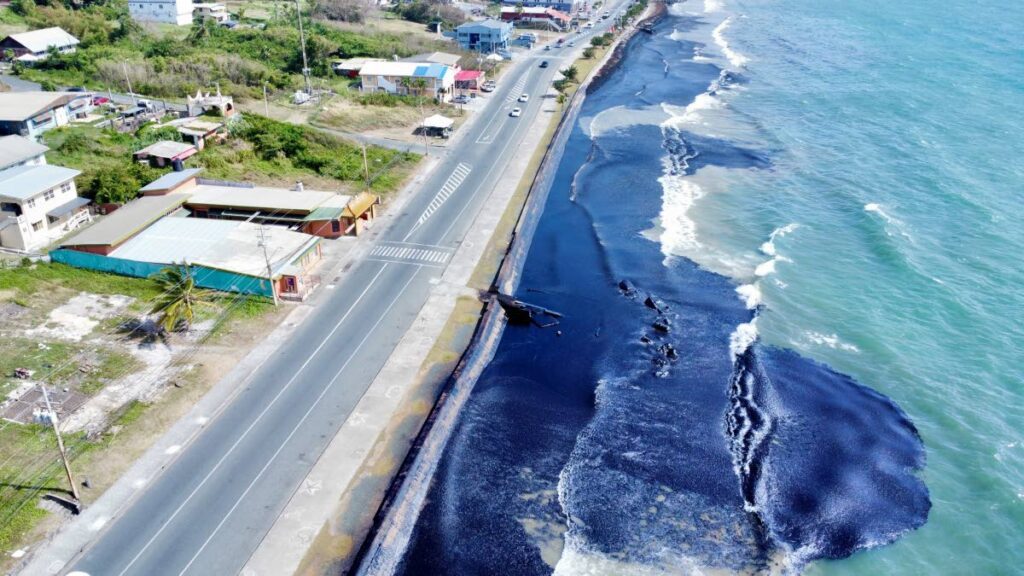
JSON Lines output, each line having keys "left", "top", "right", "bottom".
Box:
{"left": 90, "top": 165, "right": 141, "bottom": 204}
{"left": 582, "top": 46, "right": 595, "bottom": 59}
{"left": 562, "top": 65, "right": 578, "bottom": 83}
{"left": 556, "top": 93, "right": 566, "bottom": 107}
{"left": 149, "top": 265, "right": 215, "bottom": 334}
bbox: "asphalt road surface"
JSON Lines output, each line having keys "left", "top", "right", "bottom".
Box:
{"left": 67, "top": 10, "right": 629, "bottom": 575}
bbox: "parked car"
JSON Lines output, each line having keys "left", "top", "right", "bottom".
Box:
{"left": 481, "top": 81, "right": 496, "bottom": 93}
{"left": 540, "top": 61, "right": 549, "bottom": 68}
{"left": 453, "top": 94, "right": 470, "bottom": 104}
{"left": 510, "top": 107, "right": 522, "bottom": 117}
{"left": 91, "top": 96, "right": 110, "bottom": 106}
{"left": 544, "top": 44, "right": 551, "bottom": 51}
{"left": 518, "top": 93, "right": 529, "bottom": 102}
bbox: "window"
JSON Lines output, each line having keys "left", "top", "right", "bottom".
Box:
{"left": 61, "top": 182, "right": 72, "bottom": 194}
{"left": 331, "top": 220, "right": 341, "bottom": 233}
{"left": 44, "top": 189, "right": 55, "bottom": 201}
{"left": 31, "top": 220, "right": 43, "bottom": 231}
{"left": 25, "top": 198, "right": 36, "bottom": 209}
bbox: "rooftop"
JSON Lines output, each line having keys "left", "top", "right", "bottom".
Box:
{"left": 185, "top": 184, "right": 347, "bottom": 213}
{"left": 358, "top": 61, "right": 452, "bottom": 80}
{"left": 3, "top": 27, "right": 79, "bottom": 54}
{"left": 0, "top": 164, "right": 80, "bottom": 200}
{"left": 404, "top": 52, "right": 462, "bottom": 67}
{"left": 61, "top": 195, "right": 188, "bottom": 248}
{"left": 0, "top": 92, "right": 91, "bottom": 122}
{"left": 139, "top": 168, "right": 204, "bottom": 193}
{"left": 109, "top": 218, "right": 319, "bottom": 279}
{"left": 456, "top": 19, "right": 511, "bottom": 31}
{"left": 0, "top": 135, "right": 48, "bottom": 171}
{"left": 454, "top": 69, "right": 483, "bottom": 81}
{"left": 134, "top": 140, "right": 198, "bottom": 159}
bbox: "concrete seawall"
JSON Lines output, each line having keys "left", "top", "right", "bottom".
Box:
{"left": 353, "top": 6, "right": 664, "bottom": 573}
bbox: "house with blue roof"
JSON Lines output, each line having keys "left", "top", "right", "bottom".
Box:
{"left": 0, "top": 163, "right": 90, "bottom": 251}
{"left": 358, "top": 61, "right": 456, "bottom": 102}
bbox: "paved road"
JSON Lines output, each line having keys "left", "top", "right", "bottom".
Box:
{"left": 66, "top": 10, "right": 628, "bottom": 576}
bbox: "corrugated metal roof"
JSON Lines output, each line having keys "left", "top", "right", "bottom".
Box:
{"left": 0, "top": 92, "right": 88, "bottom": 122}
{"left": 134, "top": 141, "right": 197, "bottom": 159}
{"left": 109, "top": 218, "right": 319, "bottom": 279}
{"left": 359, "top": 61, "right": 451, "bottom": 80}
{"left": 186, "top": 184, "right": 347, "bottom": 213}
{"left": 4, "top": 27, "right": 79, "bottom": 54}
{"left": 61, "top": 195, "right": 188, "bottom": 247}
{"left": 139, "top": 168, "right": 204, "bottom": 193}
{"left": 46, "top": 196, "right": 90, "bottom": 218}
{"left": 304, "top": 206, "right": 344, "bottom": 221}
{"left": 341, "top": 192, "right": 378, "bottom": 218}
{"left": 457, "top": 19, "right": 511, "bottom": 31}
{"left": 0, "top": 164, "right": 80, "bottom": 200}
{"left": 0, "top": 135, "right": 49, "bottom": 171}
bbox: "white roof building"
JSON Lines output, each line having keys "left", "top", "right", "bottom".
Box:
{"left": 0, "top": 28, "right": 79, "bottom": 61}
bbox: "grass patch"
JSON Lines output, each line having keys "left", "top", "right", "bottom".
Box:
{"left": 0, "top": 262, "right": 162, "bottom": 302}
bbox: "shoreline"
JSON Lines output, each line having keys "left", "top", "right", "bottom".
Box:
{"left": 351, "top": 4, "right": 665, "bottom": 574}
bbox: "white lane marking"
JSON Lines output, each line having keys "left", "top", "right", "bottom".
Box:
{"left": 176, "top": 267, "right": 422, "bottom": 576}
{"left": 408, "top": 163, "right": 473, "bottom": 236}
{"left": 365, "top": 242, "right": 452, "bottom": 267}
{"left": 114, "top": 264, "right": 391, "bottom": 576}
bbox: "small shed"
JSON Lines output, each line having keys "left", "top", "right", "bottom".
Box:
{"left": 133, "top": 140, "right": 198, "bottom": 168}
{"left": 177, "top": 120, "right": 225, "bottom": 150}
{"left": 454, "top": 70, "right": 485, "bottom": 91}
{"left": 421, "top": 114, "right": 454, "bottom": 138}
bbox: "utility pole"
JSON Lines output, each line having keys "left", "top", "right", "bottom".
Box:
{"left": 263, "top": 82, "right": 270, "bottom": 115}
{"left": 295, "top": 0, "right": 312, "bottom": 97}
{"left": 122, "top": 60, "right": 136, "bottom": 106}
{"left": 39, "top": 385, "right": 81, "bottom": 505}
{"left": 258, "top": 226, "right": 280, "bottom": 306}
{"left": 361, "top": 143, "right": 371, "bottom": 192}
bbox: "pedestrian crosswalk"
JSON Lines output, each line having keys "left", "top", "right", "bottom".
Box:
{"left": 505, "top": 74, "right": 529, "bottom": 102}
{"left": 369, "top": 242, "right": 453, "bottom": 267}
{"left": 417, "top": 162, "right": 472, "bottom": 227}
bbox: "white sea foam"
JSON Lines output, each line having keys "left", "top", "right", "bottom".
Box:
{"left": 656, "top": 166, "right": 706, "bottom": 257}
{"left": 712, "top": 17, "right": 749, "bottom": 68}
{"left": 704, "top": 0, "right": 724, "bottom": 13}
{"left": 760, "top": 223, "right": 800, "bottom": 256}
{"left": 865, "top": 202, "right": 914, "bottom": 241}
{"left": 754, "top": 256, "right": 791, "bottom": 277}
{"left": 804, "top": 331, "right": 860, "bottom": 352}
{"left": 736, "top": 283, "right": 762, "bottom": 309}
{"left": 730, "top": 319, "right": 759, "bottom": 360}
{"left": 662, "top": 93, "right": 724, "bottom": 129}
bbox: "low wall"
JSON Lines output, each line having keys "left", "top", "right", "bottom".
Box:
{"left": 50, "top": 249, "right": 275, "bottom": 298}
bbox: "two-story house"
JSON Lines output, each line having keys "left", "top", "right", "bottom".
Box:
{"left": 0, "top": 164, "right": 90, "bottom": 251}
{"left": 453, "top": 19, "right": 513, "bottom": 53}
{"left": 0, "top": 92, "right": 95, "bottom": 138}
{"left": 128, "top": 0, "right": 194, "bottom": 26}
{"left": 358, "top": 62, "right": 456, "bottom": 102}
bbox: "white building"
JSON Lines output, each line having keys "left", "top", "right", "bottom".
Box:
{"left": 129, "top": 0, "right": 194, "bottom": 26}
{"left": 0, "top": 27, "right": 79, "bottom": 63}
{"left": 193, "top": 3, "right": 230, "bottom": 23}
{"left": 0, "top": 135, "right": 49, "bottom": 171}
{"left": 0, "top": 164, "right": 90, "bottom": 251}
{"left": 358, "top": 61, "right": 456, "bottom": 102}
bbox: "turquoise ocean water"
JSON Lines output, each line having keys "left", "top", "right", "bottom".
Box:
{"left": 670, "top": 0, "right": 1024, "bottom": 573}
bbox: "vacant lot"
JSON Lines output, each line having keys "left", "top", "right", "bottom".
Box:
{"left": 0, "top": 261, "right": 279, "bottom": 565}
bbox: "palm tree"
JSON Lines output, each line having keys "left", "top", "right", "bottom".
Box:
{"left": 556, "top": 93, "right": 566, "bottom": 108}
{"left": 562, "top": 65, "right": 579, "bottom": 83}
{"left": 149, "top": 264, "right": 215, "bottom": 334}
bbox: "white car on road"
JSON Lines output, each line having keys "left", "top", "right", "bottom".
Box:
{"left": 510, "top": 107, "right": 522, "bottom": 117}
{"left": 518, "top": 93, "right": 530, "bottom": 102}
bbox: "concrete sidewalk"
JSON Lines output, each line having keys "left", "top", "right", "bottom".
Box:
{"left": 240, "top": 60, "right": 563, "bottom": 576}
